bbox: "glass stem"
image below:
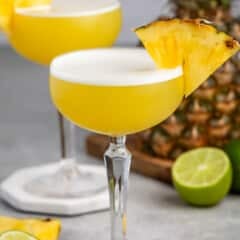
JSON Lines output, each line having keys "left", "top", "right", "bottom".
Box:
{"left": 58, "top": 111, "right": 77, "bottom": 174}
{"left": 58, "top": 111, "right": 67, "bottom": 159}
{"left": 104, "top": 136, "right": 131, "bottom": 240}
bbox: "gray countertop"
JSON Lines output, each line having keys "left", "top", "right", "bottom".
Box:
{"left": 0, "top": 47, "right": 240, "bottom": 240}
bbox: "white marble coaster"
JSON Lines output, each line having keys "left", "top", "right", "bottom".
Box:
{"left": 0, "top": 162, "right": 109, "bottom": 216}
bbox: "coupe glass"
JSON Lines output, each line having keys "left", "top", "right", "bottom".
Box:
{"left": 50, "top": 48, "right": 184, "bottom": 239}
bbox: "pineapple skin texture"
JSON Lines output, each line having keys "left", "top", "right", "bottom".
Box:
{"left": 135, "top": 19, "right": 240, "bottom": 96}
{"left": 0, "top": 217, "right": 61, "bottom": 240}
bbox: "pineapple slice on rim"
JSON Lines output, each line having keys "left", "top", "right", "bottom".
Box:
{"left": 0, "top": 0, "right": 51, "bottom": 33}
{"left": 135, "top": 19, "right": 240, "bottom": 96}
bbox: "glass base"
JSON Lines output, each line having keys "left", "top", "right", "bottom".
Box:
{"left": 24, "top": 159, "right": 107, "bottom": 198}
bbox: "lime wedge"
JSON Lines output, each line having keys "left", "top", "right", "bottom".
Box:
{"left": 172, "top": 147, "right": 232, "bottom": 206}
{"left": 0, "top": 231, "right": 38, "bottom": 240}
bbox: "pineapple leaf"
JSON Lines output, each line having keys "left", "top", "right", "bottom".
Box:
{"left": 220, "top": 0, "right": 230, "bottom": 8}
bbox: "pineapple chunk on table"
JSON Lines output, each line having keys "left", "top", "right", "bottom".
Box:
{"left": 0, "top": 216, "right": 61, "bottom": 240}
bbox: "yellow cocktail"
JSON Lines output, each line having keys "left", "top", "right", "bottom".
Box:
{"left": 10, "top": 4, "right": 121, "bottom": 65}
{"left": 50, "top": 49, "right": 183, "bottom": 136}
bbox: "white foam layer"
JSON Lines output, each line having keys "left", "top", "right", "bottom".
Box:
{"left": 16, "top": 0, "right": 120, "bottom": 17}
{"left": 50, "top": 48, "right": 183, "bottom": 86}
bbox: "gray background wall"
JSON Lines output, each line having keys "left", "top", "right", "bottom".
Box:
{"left": 117, "top": 0, "right": 172, "bottom": 45}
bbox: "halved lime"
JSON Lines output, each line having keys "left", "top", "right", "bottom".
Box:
{"left": 0, "top": 231, "right": 38, "bottom": 240}
{"left": 172, "top": 147, "right": 232, "bottom": 206}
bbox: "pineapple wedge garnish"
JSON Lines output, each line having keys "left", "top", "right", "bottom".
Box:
{"left": 0, "top": 0, "right": 51, "bottom": 33}
{"left": 135, "top": 19, "right": 240, "bottom": 96}
{"left": 0, "top": 216, "right": 61, "bottom": 240}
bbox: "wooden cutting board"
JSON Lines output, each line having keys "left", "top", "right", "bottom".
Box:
{"left": 86, "top": 134, "right": 173, "bottom": 183}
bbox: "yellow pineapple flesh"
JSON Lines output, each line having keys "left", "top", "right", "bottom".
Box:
{"left": 0, "top": 216, "right": 61, "bottom": 240}
{"left": 135, "top": 19, "right": 240, "bottom": 96}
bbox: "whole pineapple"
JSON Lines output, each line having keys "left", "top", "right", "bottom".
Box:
{"left": 141, "top": 0, "right": 240, "bottom": 160}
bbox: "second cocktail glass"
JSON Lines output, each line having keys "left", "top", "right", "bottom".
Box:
{"left": 3, "top": 0, "right": 122, "bottom": 198}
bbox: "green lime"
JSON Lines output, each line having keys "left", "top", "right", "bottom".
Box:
{"left": 224, "top": 139, "right": 240, "bottom": 193}
{"left": 172, "top": 147, "right": 232, "bottom": 206}
{"left": 0, "top": 231, "right": 38, "bottom": 240}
